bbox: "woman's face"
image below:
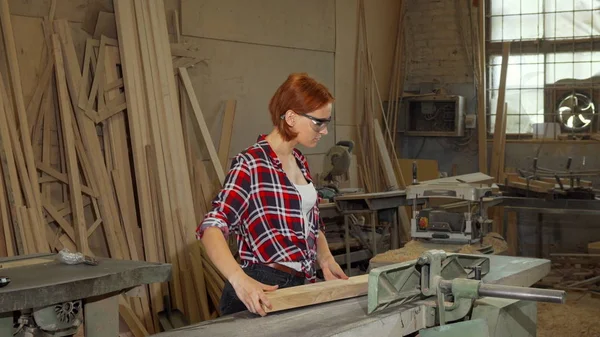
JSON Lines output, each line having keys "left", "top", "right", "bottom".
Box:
{"left": 291, "top": 103, "right": 332, "bottom": 148}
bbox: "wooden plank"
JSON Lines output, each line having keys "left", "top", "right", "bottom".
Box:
{"left": 178, "top": 67, "right": 225, "bottom": 185}
{"left": 490, "top": 42, "right": 511, "bottom": 182}
{"left": 218, "top": 100, "right": 236, "bottom": 170}
{"left": 118, "top": 296, "right": 149, "bottom": 337}
{"left": 36, "top": 162, "right": 96, "bottom": 197}
{"left": 43, "top": 200, "right": 76, "bottom": 243}
{"left": 0, "top": 78, "right": 24, "bottom": 254}
{"left": 52, "top": 33, "right": 89, "bottom": 255}
{"left": 0, "top": 161, "right": 14, "bottom": 256}
{"left": 265, "top": 275, "right": 368, "bottom": 313}
{"left": 373, "top": 119, "right": 398, "bottom": 191}
{"left": 0, "top": 257, "right": 52, "bottom": 269}
{"left": 53, "top": 20, "right": 126, "bottom": 260}
{"left": 476, "top": 0, "right": 487, "bottom": 174}
{"left": 506, "top": 211, "right": 518, "bottom": 256}
{"left": 189, "top": 242, "right": 210, "bottom": 321}
{"left": 114, "top": 1, "right": 164, "bottom": 329}
{"left": 0, "top": 0, "right": 48, "bottom": 252}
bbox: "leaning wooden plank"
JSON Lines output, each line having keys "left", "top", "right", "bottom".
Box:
{"left": 53, "top": 20, "right": 126, "bottom": 260}
{"left": 1, "top": 79, "right": 48, "bottom": 252}
{"left": 52, "top": 33, "right": 89, "bottom": 255}
{"left": 0, "top": 161, "right": 14, "bottom": 256}
{"left": 218, "top": 100, "right": 236, "bottom": 170}
{"left": 265, "top": 275, "right": 369, "bottom": 313}
{"left": 179, "top": 67, "right": 225, "bottom": 185}
{"left": 118, "top": 296, "right": 149, "bottom": 337}
{"left": 373, "top": 119, "right": 398, "bottom": 191}
{"left": 114, "top": 1, "right": 164, "bottom": 329}
{"left": 189, "top": 241, "right": 210, "bottom": 321}
{"left": 490, "top": 42, "right": 511, "bottom": 182}
{"left": 0, "top": 79, "right": 24, "bottom": 254}
{"left": 0, "top": 1, "right": 48, "bottom": 252}
{"left": 36, "top": 162, "right": 96, "bottom": 198}
{"left": 148, "top": 2, "right": 198, "bottom": 264}
{"left": 131, "top": 0, "right": 183, "bottom": 313}
{"left": 42, "top": 200, "right": 77, "bottom": 243}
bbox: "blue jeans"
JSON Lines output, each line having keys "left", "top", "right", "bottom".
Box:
{"left": 219, "top": 264, "right": 305, "bottom": 316}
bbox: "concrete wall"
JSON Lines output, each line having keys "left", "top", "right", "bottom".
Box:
{"left": 173, "top": 0, "right": 400, "bottom": 182}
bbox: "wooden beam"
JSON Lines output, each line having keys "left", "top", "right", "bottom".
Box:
{"left": 218, "top": 100, "right": 236, "bottom": 170}
{"left": 52, "top": 33, "right": 89, "bottom": 255}
{"left": 36, "top": 162, "right": 96, "bottom": 198}
{"left": 178, "top": 67, "right": 225, "bottom": 185}
{"left": 265, "top": 275, "right": 368, "bottom": 313}
{"left": 490, "top": 42, "right": 511, "bottom": 182}
{"left": 0, "top": 0, "right": 48, "bottom": 252}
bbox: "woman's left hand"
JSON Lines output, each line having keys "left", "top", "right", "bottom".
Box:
{"left": 319, "top": 255, "right": 349, "bottom": 281}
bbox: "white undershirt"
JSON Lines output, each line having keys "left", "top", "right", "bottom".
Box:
{"left": 279, "top": 182, "right": 317, "bottom": 272}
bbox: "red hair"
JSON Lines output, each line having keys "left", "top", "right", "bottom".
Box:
{"left": 269, "top": 73, "right": 334, "bottom": 141}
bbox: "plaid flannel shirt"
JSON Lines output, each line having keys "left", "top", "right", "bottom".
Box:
{"left": 196, "top": 135, "right": 324, "bottom": 282}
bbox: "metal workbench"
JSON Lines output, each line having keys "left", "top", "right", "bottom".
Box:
{"left": 0, "top": 253, "right": 171, "bottom": 336}
{"left": 332, "top": 190, "right": 416, "bottom": 276}
{"left": 150, "top": 254, "right": 550, "bottom": 337}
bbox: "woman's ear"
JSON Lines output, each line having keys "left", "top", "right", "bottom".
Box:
{"left": 284, "top": 110, "right": 295, "bottom": 127}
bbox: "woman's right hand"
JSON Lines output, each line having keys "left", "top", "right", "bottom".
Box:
{"left": 229, "top": 269, "right": 279, "bottom": 316}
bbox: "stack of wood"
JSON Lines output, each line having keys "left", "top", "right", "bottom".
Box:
{"left": 0, "top": 1, "right": 231, "bottom": 335}
{"left": 538, "top": 253, "right": 600, "bottom": 297}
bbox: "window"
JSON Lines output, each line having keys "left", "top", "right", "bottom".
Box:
{"left": 487, "top": 0, "right": 600, "bottom": 137}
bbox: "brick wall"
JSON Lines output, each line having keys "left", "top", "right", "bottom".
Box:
{"left": 404, "top": 0, "right": 475, "bottom": 85}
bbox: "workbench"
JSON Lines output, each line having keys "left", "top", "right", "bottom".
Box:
{"left": 332, "top": 190, "right": 416, "bottom": 276}
{"left": 149, "top": 254, "right": 550, "bottom": 337}
{"left": 0, "top": 253, "right": 171, "bottom": 336}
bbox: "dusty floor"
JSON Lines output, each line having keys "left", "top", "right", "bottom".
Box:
{"left": 537, "top": 291, "right": 600, "bottom": 337}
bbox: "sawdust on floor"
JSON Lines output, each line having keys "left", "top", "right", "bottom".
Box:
{"left": 537, "top": 291, "right": 600, "bottom": 336}
{"left": 370, "top": 232, "right": 508, "bottom": 264}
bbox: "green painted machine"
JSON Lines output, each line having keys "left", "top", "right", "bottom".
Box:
{"left": 367, "top": 250, "right": 566, "bottom": 336}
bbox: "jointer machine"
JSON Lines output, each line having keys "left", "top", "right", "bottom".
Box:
{"left": 151, "top": 250, "right": 565, "bottom": 337}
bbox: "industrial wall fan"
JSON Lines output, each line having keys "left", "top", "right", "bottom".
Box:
{"left": 556, "top": 92, "right": 596, "bottom": 132}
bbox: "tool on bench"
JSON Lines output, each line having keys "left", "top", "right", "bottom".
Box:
{"left": 367, "top": 250, "right": 565, "bottom": 335}
{"left": 317, "top": 140, "right": 355, "bottom": 201}
{"left": 407, "top": 164, "right": 495, "bottom": 244}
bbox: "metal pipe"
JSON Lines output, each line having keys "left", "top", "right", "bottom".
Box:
{"left": 478, "top": 283, "right": 566, "bottom": 304}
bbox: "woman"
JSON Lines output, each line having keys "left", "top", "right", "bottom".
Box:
{"left": 196, "top": 73, "right": 348, "bottom": 317}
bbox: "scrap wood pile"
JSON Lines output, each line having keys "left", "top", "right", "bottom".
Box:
{"left": 0, "top": 0, "right": 232, "bottom": 335}
{"left": 537, "top": 253, "right": 600, "bottom": 297}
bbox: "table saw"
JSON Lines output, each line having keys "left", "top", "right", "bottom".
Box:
{"left": 0, "top": 252, "right": 171, "bottom": 336}
{"left": 149, "top": 253, "right": 563, "bottom": 337}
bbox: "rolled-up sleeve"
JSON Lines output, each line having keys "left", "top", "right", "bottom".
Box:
{"left": 196, "top": 156, "right": 252, "bottom": 240}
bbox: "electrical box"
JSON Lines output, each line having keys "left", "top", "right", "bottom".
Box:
{"left": 403, "top": 95, "right": 465, "bottom": 137}
{"left": 465, "top": 114, "right": 477, "bottom": 129}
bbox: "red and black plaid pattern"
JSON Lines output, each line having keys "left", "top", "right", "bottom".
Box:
{"left": 196, "top": 135, "right": 324, "bottom": 282}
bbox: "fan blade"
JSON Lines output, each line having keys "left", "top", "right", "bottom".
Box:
{"left": 567, "top": 115, "right": 575, "bottom": 128}
{"left": 578, "top": 113, "right": 590, "bottom": 125}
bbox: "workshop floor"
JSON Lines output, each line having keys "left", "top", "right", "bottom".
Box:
{"left": 537, "top": 291, "right": 600, "bottom": 336}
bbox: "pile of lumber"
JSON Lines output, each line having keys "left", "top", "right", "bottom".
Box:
{"left": 538, "top": 253, "right": 600, "bottom": 297}
{"left": 0, "top": 1, "right": 232, "bottom": 335}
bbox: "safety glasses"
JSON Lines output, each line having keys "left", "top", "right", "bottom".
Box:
{"left": 281, "top": 112, "right": 332, "bottom": 132}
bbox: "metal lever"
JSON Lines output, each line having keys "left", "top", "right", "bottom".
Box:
{"left": 438, "top": 279, "right": 566, "bottom": 304}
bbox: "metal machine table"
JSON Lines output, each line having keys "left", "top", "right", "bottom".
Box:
{"left": 0, "top": 253, "right": 171, "bottom": 336}
{"left": 150, "top": 255, "right": 550, "bottom": 337}
{"left": 333, "top": 190, "right": 415, "bottom": 275}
